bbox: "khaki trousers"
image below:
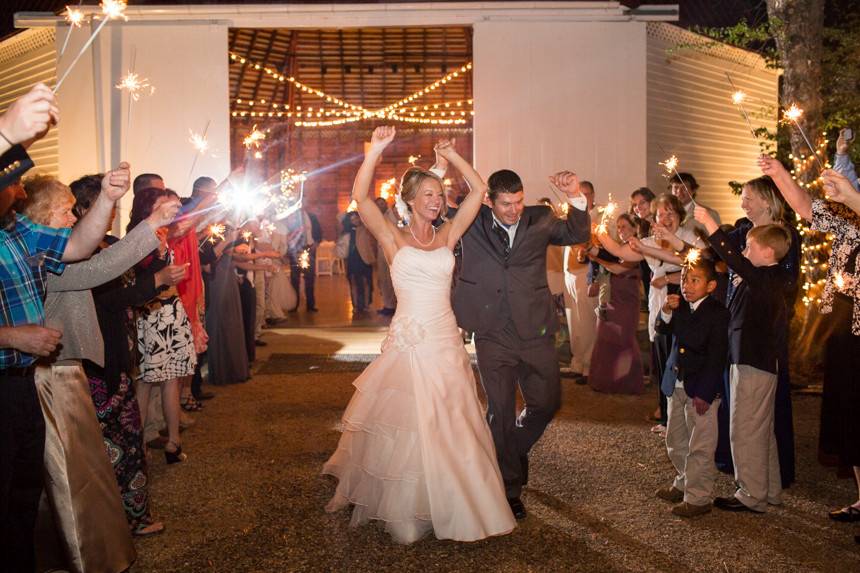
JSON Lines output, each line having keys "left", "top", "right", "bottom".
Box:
{"left": 563, "top": 268, "right": 597, "bottom": 375}
{"left": 666, "top": 386, "right": 720, "bottom": 505}
{"left": 729, "top": 364, "right": 782, "bottom": 511}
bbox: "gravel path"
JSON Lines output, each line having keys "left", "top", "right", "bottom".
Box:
{"left": 133, "top": 353, "right": 860, "bottom": 572}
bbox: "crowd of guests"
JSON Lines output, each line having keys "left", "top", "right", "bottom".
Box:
{"left": 1, "top": 79, "right": 860, "bottom": 569}
{"left": 0, "top": 84, "right": 324, "bottom": 572}
{"left": 542, "top": 130, "right": 859, "bottom": 535}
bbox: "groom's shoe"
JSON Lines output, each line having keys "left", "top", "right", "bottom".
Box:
{"left": 520, "top": 455, "right": 529, "bottom": 486}
{"left": 507, "top": 497, "right": 527, "bottom": 520}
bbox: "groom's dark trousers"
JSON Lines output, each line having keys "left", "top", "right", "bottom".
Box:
{"left": 453, "top": 203, "right": 590, "bottom": 499}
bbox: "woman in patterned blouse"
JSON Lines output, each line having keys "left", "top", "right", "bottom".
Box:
{"left": 759, "top": 156, "right": 860, "bottom": 528}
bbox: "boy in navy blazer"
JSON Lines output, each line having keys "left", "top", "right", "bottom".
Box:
{"left": 695, "top": 207, "right": 792, "bottom": 513}
{"left": 654, "top": 256, "right": 729, "bottom": 517}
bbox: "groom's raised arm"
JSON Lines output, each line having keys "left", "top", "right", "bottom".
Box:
{"left": 548, "top": 170, "right": 591, "bottom": 245}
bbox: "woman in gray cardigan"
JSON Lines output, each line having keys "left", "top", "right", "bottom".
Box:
{"left": 19, "top": 173, "right": 179, "bottom": 573}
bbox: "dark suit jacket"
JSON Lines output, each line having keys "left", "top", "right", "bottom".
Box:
{"left": 656, "top": 295, "right": 729, "bottom": 403}
{"left": 706, "top": 228, "right": 789, "bottom": 374}
{"left": 452, "top": 203, "right": 590, "bottom": 339}
{"left": 0, "top": 145, "right": 33, "bottom": 191}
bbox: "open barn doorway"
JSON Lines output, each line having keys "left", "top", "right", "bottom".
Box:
{"left": 227, "top": 26, "right": 474, "bottom": 242}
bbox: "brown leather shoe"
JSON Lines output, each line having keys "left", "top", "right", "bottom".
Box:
{"left": 656, "top": 485, "right": 684, "bottom": 503}
{"left": 671, "top": 501, "right": 712, "bottom": 518}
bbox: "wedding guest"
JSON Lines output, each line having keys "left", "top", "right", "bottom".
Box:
{"left": 132, "top": 173, "right": 164, "bottom": 194}
{"left": 344, "top": 212, "right": 375, "bottom": 315}
{"left": 833, "top": 128, "right": 858, "bottom": 192}
{"left": 70, "top": 174, "right": 178, "bottom": 536}
{"left": 630, "top": 187, "right": 656, "bottom": 303}
{"left": 714, "top": 176, "right": 800, "bottom": 487}
{"left": 587, "top": 214, "right": 644, "bottom": 394}
{"left": 285, "top": 208, "right": 317, "bottom": 312}
{"left": 374, "top": 197, "right": 397, "bottom": 316}
{"left": 128, "top": 188, "right": 197, "bottom": 464}
{"left": 20, "top": 172, "right": 172, "bottom": 571}
{"left": 669, "top": 172, "right": 721, "bottom": 236}
{"left": 655, "top": 256, "right": 729, "bottom": 517}
{"left": 561, "top": 182, "right": 598, "bottom": 382}
{"left": 0, "top": 84, "right": 87, "bottom": 572}
{"left": 760, "top": 156, "right": 860, "bottom": 526}
{"left": 695, "top": 205, "right": 790, "bottom": 513}
{"left": 597, "top": 194, "right": 695, "bottom": 433}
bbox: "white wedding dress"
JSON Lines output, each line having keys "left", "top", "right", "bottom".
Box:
{"left": 323, "top": 246, "right": 516, "bottom": 543}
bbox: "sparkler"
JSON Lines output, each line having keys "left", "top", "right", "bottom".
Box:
{"left": 834, "top": 272, "right": 846, "bottom": 291}
{"left": 272, "top": 169, "right": 307, "bottom": 220}
{"left": 725, "top": 72, "right": 757, "bottom": 140}
{"left": 243, "top": 125, "right": 266, "bottom": 151}
{"left": 683, "top": 248, "right": 702, "bottom": 267}
{"left": 207, "top": 223, "right": 226, "bottom": 244}
{"left": 185, "top": 120, "right": 211, "bottom": 191}
{"left": 54, "top": 1, "right": 129, "bottom": 93}
{"left": 59, "top": 5, "right": 86, "bottom": 59}
{"left": 594, "top": 194, "right": 618, "bottom": 235}
{"left": 408, "top": 154, "right": 420, "bottom": 165}
{"left": 242, "top": 230, "right": 253, "bottom": 242}
{"left": 783, "top": 103, "right": 825, "bottom": 171}
{"left": 379, "top": 177, "right": 397, "bottom": 200}
{"left": 115, "top": 72, "right": 154, "bottom": 102}
{"left": 660, "top": 154, "right": 698, "bottom": 209}
{"left": 299, "top": 249, "right": 311, "bottom": 270}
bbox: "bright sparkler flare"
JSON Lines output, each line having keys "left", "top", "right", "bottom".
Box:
{"left": 662, "top": 155, "right": 679, "bottom": 174}
{"left": 243, "top": 125, "right": 266, "bottom": 150}
{"left": 595, "top": 222, "right": 608, "bottom": 235}
{"left": 603, "top": 201, "right": 618, "bottom": 217}
{"left": 65, "top": 6, "right": 85, "bottom": 27}
{"left": 784, "top": 103, "right": 804, "bottom": 122}
{"left": 299, "top": 249, "right": 311, "bottom": 270}
{"left": 115, "top": 72, "right": 154, "bottom": 101}
{"left": 100, "top": 0, "right": 128, "bottom": 21}
{"left": 208, "top": 223, "right": 226, "bottom": 243}
{"left": 834, "top": 272, "right": 845, "bottom": 291}
{"left": 242, "top": 230, "right": 253, "bottom": 242}
{"left": 731, "top": 90, "right": 747, "bottom": 105}
{"left": 408, "top": 154, "right": 420, "bottom": 165}
{"left": 189, "top": 130, "right": 209, "bottom": 153}
{"left": 684, "top": 248, "right": 702, "bottom": 266}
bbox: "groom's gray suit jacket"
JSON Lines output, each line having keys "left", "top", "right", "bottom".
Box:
{"left": 452, "top": 203, "right": 591, "bottom": 340}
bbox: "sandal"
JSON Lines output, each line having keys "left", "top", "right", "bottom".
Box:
{"left": 165, "top": 441, "right": 188, "bottom": 465}
{"left": 829, "top": 505, "right": 860, "bottom": 523}
{"left": 180, "top": 395, "right": 203, "bottom": 412}
{"left": 133, "top": 521, "right": 165, "bottom": 537}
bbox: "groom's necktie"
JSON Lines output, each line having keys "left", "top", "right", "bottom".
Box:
{"left": 492, "top": 222, "right": 512, "bottom": 259}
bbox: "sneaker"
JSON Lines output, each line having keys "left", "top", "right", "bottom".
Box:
{"left": 671, "top": 501, "right": 712, "bottom": 518}
{"left": 656, "top": 485, "right": 684, "bottom": 503}
{"left": 650, "top": 424, "right": 666, "bottom": 434}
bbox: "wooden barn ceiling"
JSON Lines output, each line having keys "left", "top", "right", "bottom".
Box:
{"left": 228, "top": 26, "right": 473, "bottom": 126}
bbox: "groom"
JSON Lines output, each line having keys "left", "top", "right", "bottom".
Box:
{"left": 453, "top": 169, "right": 590, "bottom": 519}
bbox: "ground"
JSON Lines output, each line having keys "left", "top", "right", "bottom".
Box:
{"left": 132, "top": 324, "right": 860, "bottom": 573}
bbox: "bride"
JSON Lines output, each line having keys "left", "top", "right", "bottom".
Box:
{"left": 322, "top": 126, "right": 516, "bottom": 543}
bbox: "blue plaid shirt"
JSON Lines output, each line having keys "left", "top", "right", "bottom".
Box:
{"left": 0, "top": 214, "right": 71, "bottom": 368}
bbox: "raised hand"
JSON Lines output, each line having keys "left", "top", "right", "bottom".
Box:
{"left": 693, "top": 205, "right": 717, "bottom": 233}
{"left": 836, "top": 129, "right": 852, "bottom": 155}
{"left": 822, "top": 169, "right": 855, "bottom": 204}
{"left": 550, "top": 170, "right": 580, "bottom": 198}
{"left": 146, "top": 195, "right": 181, "bottom": 229}
{"left": 101, "top": 162, "right": 131, "bottom": 202}
{"left": 0, "top": 83, "right": 59, "bottom": 147}
{"left": 757, "top": 155, "right": 788, "bottom": 180}
{"left": 368, "top": 126, "right": 396, "bottom": 155}
{"left": 663, "top": 293, "right": 681, "bottom": 312}
{"left": 627, "top": 236, "right": 643, "bottom": 253}
{"left": 433, "top": 138, "right": 457, "bottom": 161}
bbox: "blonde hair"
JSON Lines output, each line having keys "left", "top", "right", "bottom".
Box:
{"left": 743, "top": 176, "right": 785, "bottom": 223}
{"left": 748, "top": 223, "right": 791, "bottom": 260}
{"left": 20, "top": 175, "right": 75, "bottom": 226}
{"left": 398, "top": 167, "right": 444, "bottom": 213}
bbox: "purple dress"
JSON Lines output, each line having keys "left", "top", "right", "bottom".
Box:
{"left": 588, "top": 267, "right": 645, "bottom": 394}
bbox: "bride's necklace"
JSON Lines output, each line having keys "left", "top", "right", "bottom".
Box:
{"left": 409, "top": 223, "right": 436, "bottom": 247}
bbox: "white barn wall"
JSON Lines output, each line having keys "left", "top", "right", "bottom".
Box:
{"left": 473, "top": 20, "right": 647, "bottom": 207}
{"left": 646, "top": 23, "right": 780, "bottom": 225}
{"left": 0, "top": 29, "right": 58, "bottom": 177}
{"left": 57, "top": 22, "right": 230, "bottom": 233}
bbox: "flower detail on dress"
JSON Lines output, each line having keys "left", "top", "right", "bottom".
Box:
{"left": 382, "top": 316, "right": 426, "bottom": 352}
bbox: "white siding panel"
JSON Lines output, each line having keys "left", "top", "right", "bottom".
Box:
{"left": 0, "top": 29, "right": 58, "bottom": 178}
{"left": 646, "top": 23, "right": 779, "bottom": 225}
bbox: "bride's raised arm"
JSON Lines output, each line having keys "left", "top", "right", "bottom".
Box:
{"left": 436, "top": 141, "right": 488, "bottom": 249}
{"left": 353, "top": 126, "right": 399, "bottom": 254}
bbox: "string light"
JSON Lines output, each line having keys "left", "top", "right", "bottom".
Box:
{"left": 381, "top": 63, "right": 472, "bottom": 113}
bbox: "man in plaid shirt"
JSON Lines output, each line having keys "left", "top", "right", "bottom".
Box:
{"left": 0, "top": 83, "right": 133, "bottom": 572}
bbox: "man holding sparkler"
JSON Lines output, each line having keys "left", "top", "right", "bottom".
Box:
{"left": 452, "top": 169, "right": 590, "bottom": 519}
{"left": 668, "top": 172, "right": 721, "bottom": 236}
